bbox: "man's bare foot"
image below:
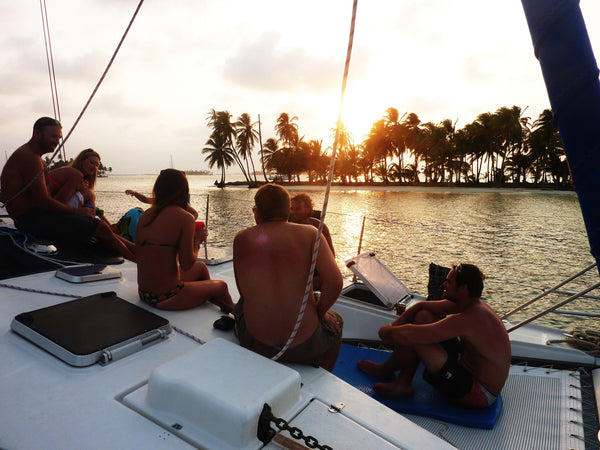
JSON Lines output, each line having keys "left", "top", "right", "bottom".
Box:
{"left": 357, "top": 360, "right": 395, "bottom": 380}
{"left": 373, "top": 380, "right": 415, "bottom": 397}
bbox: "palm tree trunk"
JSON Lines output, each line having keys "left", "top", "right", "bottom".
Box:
{"left": 231, "top": 145, "right": 250, "bottom": 182}
{"left": 258, "top": 114, "right": 269, "bottom": 183}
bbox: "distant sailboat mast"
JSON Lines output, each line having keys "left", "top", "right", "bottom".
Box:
{"left": 170, "top": 154, "right": 173, "bottom": 169}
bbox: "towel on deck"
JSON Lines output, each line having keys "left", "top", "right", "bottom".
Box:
{"left": 332, "top": 344, "right": 503, "bottom": 429}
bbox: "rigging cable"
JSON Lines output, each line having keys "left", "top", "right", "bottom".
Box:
{"left": 272, "top": 0, "right": 358, "bottom": 361}
{"left": 0, "top": 0, "right": 146, "bottom": 210}
{"left": 39, "top": 0, "right": 65, "bottom": 161}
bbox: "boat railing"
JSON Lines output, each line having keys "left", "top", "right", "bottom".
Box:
{"left": 502, "top": 262, "right": 600, "bottom": 332}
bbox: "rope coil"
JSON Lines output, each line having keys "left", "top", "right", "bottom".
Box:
{"left": 564, "top": 330, "right": 600, "bottom": 356}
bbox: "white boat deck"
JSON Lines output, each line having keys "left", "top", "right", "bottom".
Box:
{"left": 0, "top": 256, "right": 452, "bottom": 450}
{"left": 1, "top": 249, "right": 598, "bottom": 449}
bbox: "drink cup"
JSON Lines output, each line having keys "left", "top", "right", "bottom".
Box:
{"left": 195, "top": 221, "right": 205, "bottom": 231}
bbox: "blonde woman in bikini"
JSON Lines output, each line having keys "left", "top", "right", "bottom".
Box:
{"left": 46, "top": 148, "right": 101, "bottom": 209}
{"left": 136, "top": 169, "right": 234, "bottom": 312}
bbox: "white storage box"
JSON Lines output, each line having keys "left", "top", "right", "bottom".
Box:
{"left": 123, "top": 338, "right": 307, "bottom": 450}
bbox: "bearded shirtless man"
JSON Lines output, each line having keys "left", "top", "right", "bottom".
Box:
{"left": 0, "top": 117, "right": 135, "bottom": 261}
{"left": 358, "top": 263, "right": 511, "bottom": 408}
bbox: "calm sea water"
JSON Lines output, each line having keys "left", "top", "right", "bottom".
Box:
{"left": 96, "top": 174, "right": 598, "bottom": 331}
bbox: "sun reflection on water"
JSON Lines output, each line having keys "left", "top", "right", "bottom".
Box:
{"left": 97, "top": 175, "right": 597, "bottom": 330}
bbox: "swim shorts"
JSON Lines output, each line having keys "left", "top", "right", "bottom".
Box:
{"left": 422, "top": 338, "right": 498, "bottom": 408}
{"left": 233, "top": 297, "right": 343, "bottom": 366}
{"left": 14, "top": 208, "right": 99, "bottom": 245}
{"left": 138, "top": 280, "right": 185, "bottom": 307}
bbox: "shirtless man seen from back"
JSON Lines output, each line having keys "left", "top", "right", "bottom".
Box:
{"left": 233, "top": 184, "right": 344, "bottom": 371}
{"left": 358, "top": 263, "right": 511, "bottom": 408}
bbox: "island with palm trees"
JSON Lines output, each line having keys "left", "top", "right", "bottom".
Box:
{"left": 202, "top": 106, "right": 571, "bottom": 189}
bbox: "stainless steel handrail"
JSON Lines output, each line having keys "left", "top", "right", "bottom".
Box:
{"left": 501, "top": 263, "right": 597, "bottom": 320}
{"left": 507, "top": 281, "right": 600, "bottom": 333}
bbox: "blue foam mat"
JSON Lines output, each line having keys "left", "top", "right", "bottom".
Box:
{"left": 333, "top": 344, "right": 502, "bottom": 429}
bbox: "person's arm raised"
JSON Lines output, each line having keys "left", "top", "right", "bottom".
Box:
{"left": 125, "top": 190, "right": 152, "bottom": 204}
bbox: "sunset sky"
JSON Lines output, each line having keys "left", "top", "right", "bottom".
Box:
{"left": 2, "top": 0, "right": 600, "bottom": 174}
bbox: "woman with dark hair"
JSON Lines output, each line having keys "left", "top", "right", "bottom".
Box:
{"left": 47, "top": 148, "right": 101, "bottom": 209}
{"left": 135, "top": 169, "right": 234, "bottom": 311}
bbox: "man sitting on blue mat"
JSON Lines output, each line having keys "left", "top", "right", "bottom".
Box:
{"left": 357, "top": 263, "right": 510, "bottom": 408}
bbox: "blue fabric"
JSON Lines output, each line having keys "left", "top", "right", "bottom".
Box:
{"left": 333, "top": 344, "right": 503, "bottom": 429}
{"left": 521, "top": 0, "right": 600, "bottom": 274}
{"left": 116, "top": 207, "right": 143, "bottom": 243}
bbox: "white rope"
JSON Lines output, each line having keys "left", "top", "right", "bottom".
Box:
{"left": 272, "top": 0, "right": 358, "bottom": 361}
{"left": 172, "top": 326, "right": 206, "bottom": 345}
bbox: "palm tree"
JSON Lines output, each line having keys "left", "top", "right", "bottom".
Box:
{"left": 234, "top": 113, "right": 259, "bottom": 182}
{"left": 275, "top": 113, "right": 299, "bottom": 149}
{"left": 388, "top": 162, "right": 402, "bottom": 182}
{"left": 329, "top": 121, "right": 354, "bottom": 164}
{"left": 304, "top": 139, "right": 326, "bottom": 182}
{"left": 456, "top": 121, "right": 488, "bottom": 183}
{"left": 373, "top": 163, "right": 391, "bottom": 184}
{"left": 505, "top": 152, "right": 533, "bottom": 183}
{"left": 202, "top": 133, "right": 235, "bottom": 186}
{"left": 256, "top": 114, "right": 269, "bottom": 182}
{"left": 402, "top": 163, "right": 419, "bottom": 182}
{"left": 383, "top": 107, "right": 408, "bottom": 173}
{"left": 261, "top": 138, "right": 279, "bottom": 174}
{"left": 400, "top": 113, "right": 422, "bottom": 182}
{"left": 206, "top": 109, "right": 251, "bottom": 182}
{"left": 492, "top": 106, "right": 529, "bottom": 186}
{"left": 333, "top": 144, "right": 361, "bottom": 183}
{"left": 472, "top": 112, "right": 497, "bottom": 183}
{"left": 528, "top": 109, "right": 565, "bottom": 184}
{"left": 267, "top": 146, "right": 301, "bottom": 181}
{"left": 363, "top": 119, "right": 389, "bottom": 170}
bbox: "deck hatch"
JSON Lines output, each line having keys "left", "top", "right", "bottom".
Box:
{"left": 10, "top": 291, "right": 171, "bottom": 366}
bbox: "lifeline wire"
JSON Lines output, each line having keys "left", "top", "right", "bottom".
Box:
{"left": 0, "top": 0, "right": 145, "bottom": 210}
{"left": 272, "top": 0, "right": 358, "bottom": 361}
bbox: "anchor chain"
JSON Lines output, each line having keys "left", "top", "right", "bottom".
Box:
{"left": 257, "top": 403, "right": 333, "bottom": 450}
